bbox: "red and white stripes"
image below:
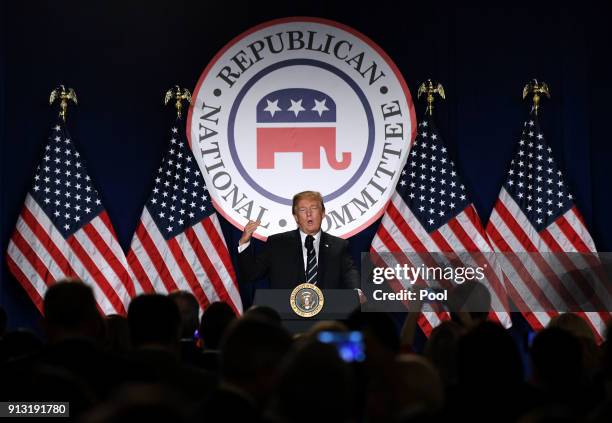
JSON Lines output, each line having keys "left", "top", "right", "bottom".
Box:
{"left": 6, "top": 194, "right": 134, "bottom": 315}
{"left": 486, "top": 188, "right": 610, "bottom": 342}
{"left": 371, "top": 193, "right": 512, "bottom": 336}
{"left": 127, "top": 207, "right": 243, "bottom": 315}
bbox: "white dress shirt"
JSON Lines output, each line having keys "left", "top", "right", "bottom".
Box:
{"left": 298, "top": 230, "right": 321, "bottom": 271}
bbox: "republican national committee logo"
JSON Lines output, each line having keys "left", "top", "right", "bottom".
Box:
{"left": 188, "top": 17, "right": 416, "bottom": 239}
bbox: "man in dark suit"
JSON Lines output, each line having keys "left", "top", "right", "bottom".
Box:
{"left": 237, "top": 191, "right": 359, "bottom": 290}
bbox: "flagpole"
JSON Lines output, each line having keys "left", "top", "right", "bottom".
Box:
{"left": 522, "top": 79, "right": 550, "bottom": 115}
{"left": 49, "top": 85, "right": 78, "bottom": 122}
{"left": 164, "top": 85, "right": 192, "bottom": 119}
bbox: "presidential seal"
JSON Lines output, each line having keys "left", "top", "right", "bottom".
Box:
{"left": 188, "top": 17, "right": 416, "bottom": 240}
{"left": 290, "top": 283, "right": 324, "bottom": 318}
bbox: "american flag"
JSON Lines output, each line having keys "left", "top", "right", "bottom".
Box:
{"left": 126, "top": 119, "right": 243, "bottom": 315}
{"left": 485, "top": 112, "right": 611, "bottom": 342}
{"left": 6, "top": 121, "right": 135, "bottom": 315}
{"left": 371, "top": 116, "right": 511, "bottom": 335}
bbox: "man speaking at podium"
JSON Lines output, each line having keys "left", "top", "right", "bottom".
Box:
{"left": 237, "top": 191, "right": 360, "bottom": 290}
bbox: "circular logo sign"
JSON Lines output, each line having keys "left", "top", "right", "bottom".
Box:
{"left": 188, "top": 17, "right": 415, "bottom": 239}
{"left": 290, "top": 283, "right": 324, "bottom": 317}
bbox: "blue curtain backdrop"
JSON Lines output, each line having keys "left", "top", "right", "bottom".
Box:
{"left": 1, "top": 1, "right": 611, "bottom": 332}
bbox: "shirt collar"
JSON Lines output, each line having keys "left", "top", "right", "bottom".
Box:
{"left": 299, "top": 229, "right": 321, "bottom": 246}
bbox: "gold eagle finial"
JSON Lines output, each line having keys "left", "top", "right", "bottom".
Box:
{"left": 522, "top": 79, "right": 550, "bottom": 115}
{"left": 417, "top": 79, "right": 445, "bottom": 116}
{"left": 49, "top": 85, "right": 78, "bottom": 122}
{"left": 164, "top": 85, "right": 192, "bottom": 119}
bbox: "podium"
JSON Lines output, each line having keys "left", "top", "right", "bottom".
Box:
{"left": 253, "top": 289, "right": 360, "bottom": 333}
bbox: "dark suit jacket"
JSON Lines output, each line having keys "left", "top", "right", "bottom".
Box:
{"left": 238, "top": 229, "right": 360, "bottom": 289}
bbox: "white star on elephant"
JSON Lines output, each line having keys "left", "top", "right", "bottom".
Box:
{"left": 288, "top": 99, "right": 305, "bottom": 117}
{"left": 263, "top": 99, "right": 281, "bottom": 117}
{"left": 311, "top": 98, "right": 329, "bottom": 116}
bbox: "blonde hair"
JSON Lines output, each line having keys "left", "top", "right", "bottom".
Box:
{"left": 292, "top": 191, "right": 325, "bottom": 215}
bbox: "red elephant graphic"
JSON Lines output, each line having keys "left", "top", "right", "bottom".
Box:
{"left": 255, "top": 88, "right": 351, "bottom": 170}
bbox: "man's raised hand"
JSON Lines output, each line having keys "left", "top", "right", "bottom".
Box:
{"left": 239, "top": 220, "right": 260, "bottom": 245}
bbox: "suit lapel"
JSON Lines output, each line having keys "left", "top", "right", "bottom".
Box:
{"left": 293, "top": 229, "right": 306, "bottom": 283}
{"left": 318, "top": 232, "right": 328, "bottom": 288}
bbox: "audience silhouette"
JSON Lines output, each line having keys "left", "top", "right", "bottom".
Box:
{"left": 0, "top": 280, "right": 610, "bottom": 422}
